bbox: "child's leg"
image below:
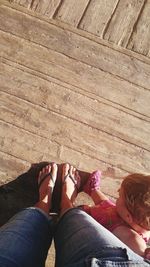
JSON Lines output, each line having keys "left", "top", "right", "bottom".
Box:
{"left": 91, "top": 188, "right": 109, "bottom": 205}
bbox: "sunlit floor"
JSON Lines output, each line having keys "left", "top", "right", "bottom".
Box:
{"left": 0, "top": 0, "right": 150, "bottom": 265}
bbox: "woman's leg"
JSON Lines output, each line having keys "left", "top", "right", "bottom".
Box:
{"left": 0, "top": 163, "right": 57, "bottom": 267}
{"left": 55, "top": 209, "right": 148, "bottom": 267}
{"left": 60, "top": 163, "right": 80, "bottom": 216}
{"left": 54, "top": 164, "right": 148, "bottom": 267}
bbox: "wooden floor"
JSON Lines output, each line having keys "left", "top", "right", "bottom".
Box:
{"left": 0, "top": 0, "right": 150, "bottom": 265}
{"left": 0, "top": 0, "right": 150, "bottom": 194}
{"left": 12, "top": 0, "right": 150, "bottom": 57}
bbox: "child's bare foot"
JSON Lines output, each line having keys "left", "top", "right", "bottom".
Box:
{"left": 35, "top": 163, "right": 57, "bottom": 214}
{"left": 60, "top": 163, "right": 80, "bottom": 216}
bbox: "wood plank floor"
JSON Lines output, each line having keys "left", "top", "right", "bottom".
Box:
{"left": 0, "top": 1, "right": 150, "bottom": 182}
{"left": 11, "top": 0, "right": 150, "bottom": 57}
{"left": 0, "top": 0, "right": 149, "bottom": 171}
{"left": 0, "top": 0, "right": 150, "bottom": 265}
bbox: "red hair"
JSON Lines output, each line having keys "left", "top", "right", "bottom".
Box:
{"left": 122, "top": 173, "right": 150, "bottom": 230}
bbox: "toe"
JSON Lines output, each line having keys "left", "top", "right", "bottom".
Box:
{"left": 69, "top": 165, "right": 74, "bottom": 177}
{"left": 51, "top": 163, "right": 58, "bottom": 183}
{"left": 75, "top": 170, "right": 81, "bottom": 189}
{"left": 38, "top": 164, "right": 51, "bottom": 186}
{"left": 38, "top": 170, "right": 42, "bottom": 184}
{"left": 62, "top": 163, "right": 70, "bottom": 182}
{"left": 47, "top": 164, "right": 51, "bottom": 174}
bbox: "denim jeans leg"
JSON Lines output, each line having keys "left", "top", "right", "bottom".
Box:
{"left": 0, "top": 208, "right": 54, "bottom": 267}
{"left": 54, "top": 208, "right": 146, "bottom": 267}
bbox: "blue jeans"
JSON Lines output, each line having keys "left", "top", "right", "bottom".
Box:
{"left": 0, "top": 208, "right": 149, "bottom": 267}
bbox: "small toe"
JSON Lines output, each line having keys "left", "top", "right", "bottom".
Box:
{"left": 69, "top": 165, "right": 74, "bottom": 176}
{"left": 38, "top": 165, "right": 51, "bottom": 185}
{"left": 62, "top": 163, "right": 70, "bottom": 182}
{"left": 51, "top": 163, "right": 58, "bottom": 184}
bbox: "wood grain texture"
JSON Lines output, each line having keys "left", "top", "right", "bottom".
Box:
{"left": 12, "top": 0, "right": 32, "bottom": 9}
{"left": 30, "top": 0, "right": 62, "bottom": 17}
{"left": 127, "top": 0, "right": 150, "bottom": 56}
{"left": 1, "top": 62, "right": 150, "bottom": 151}
{"left": 1, "top": 92, "right": 150, "bottom": 174}
{"left": 0, "top": 119, "right": 60, "bottom": 164}
{"left": 2, "top": 56, "right": 148, "bottom": 121}
{"left": 0, "top": 28, "right": 150, "bottom": 119}
{"left": 9, "top": 0, "right": 150, "bottom": 58}
{"left": 0, "top": 5, "right": 150, "bottom": 93}
{"left": 12, "top": 0, "right": 62, "bottom": 17}
{"left": 0, "top": 151, "right": 29, "bottom": 184}
{"left": 79, "top": 0, "right": 119, "bottom": 37}
{"left": 104, "top": 0, "right": 145, "bottom": 47}
{"left": 55, "top": 0, "right": 90, "bottom": 27}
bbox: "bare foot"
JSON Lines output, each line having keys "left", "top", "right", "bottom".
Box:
{"left": 35, "top": 163, "right": 57, "bottom": 214}
{"left": 60, "top": 163, "right": 80, "bottom": 217}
